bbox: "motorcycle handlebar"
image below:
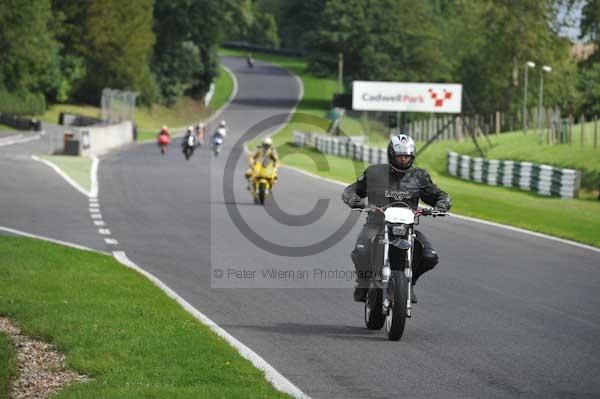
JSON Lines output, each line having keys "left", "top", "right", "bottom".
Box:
{"left": 351, "top": 205, "right": 447, "bottom": 217}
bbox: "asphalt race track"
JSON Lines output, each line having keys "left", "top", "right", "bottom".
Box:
{"left": 1, "top": 56, "right": 599, "bottom": 399}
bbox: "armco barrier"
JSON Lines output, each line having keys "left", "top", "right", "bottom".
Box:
{"left": 292, "top": 131, "right": 387, "bottom": 164}
{"left": 447, "top": 151, "right": 581, "bottom": 198}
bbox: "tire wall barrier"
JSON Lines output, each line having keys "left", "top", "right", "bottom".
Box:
{"left": 292, "top": 131, "right": 387, "bottom": 164}
{"left": 447, "top": 151, "right": 581, "bottom": 198}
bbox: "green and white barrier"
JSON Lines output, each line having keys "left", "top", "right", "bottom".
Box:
{"left": 447, "top": 151, "right": 581, "bottom": 198}
{"left": 292, "top": 131, "right": 388, "bottom": 164}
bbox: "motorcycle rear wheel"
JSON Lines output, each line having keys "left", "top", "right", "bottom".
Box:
{"left": 386, "top": 271, "right": 408, "bottom": 341}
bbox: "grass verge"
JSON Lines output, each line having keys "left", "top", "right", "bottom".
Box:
{"left": 0, "top": 236, "right": 290, "bottom": 398}
{"left": 40, "top": 155, "right": 92, "bottom": 193}
{"left": 0, "top": 124, "right": 18, "bottom": 132}
{"left": 223, "top": 49, "right": 600, "bottom": 248}
{"left": 38, "top": 65, "right": 235, "bottom": 143}
{"left": 0, "top": 331, "right": 15, "bottom": 399}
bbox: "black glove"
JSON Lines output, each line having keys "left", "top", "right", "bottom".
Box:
{"left": 435, "top": 200, "right": 448, "bottom": 213}
{"left": 347, "top": 196, "right": 365, "bottom": 209}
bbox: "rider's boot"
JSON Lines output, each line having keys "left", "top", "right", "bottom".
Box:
{"left": 354, "top": 287, "right": 368, "bottom": 302}
{"left": 353, "top": 278, "right": 368, "bottom": 302}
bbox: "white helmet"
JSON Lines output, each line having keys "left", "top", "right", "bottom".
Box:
{"left": 219, "top": 120, "right": 226, "bottom": 128}
{"left": 388, "top": 134, "right": 416, "bottom": 170}
{"left": 262, "top": 137, "right": 273, "bottom": 147}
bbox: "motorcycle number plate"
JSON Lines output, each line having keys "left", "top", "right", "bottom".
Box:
{"left": 384, "top": 207, "right": 414, "bottom": 224}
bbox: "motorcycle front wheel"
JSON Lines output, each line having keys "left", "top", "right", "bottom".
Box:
{"left": 258, "top": 182, "right": 267, "bottom": 204}
{"left": 386, "top": 270, "right": 408, "bottom": 341}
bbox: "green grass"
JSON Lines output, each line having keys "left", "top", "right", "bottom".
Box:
{"left": 0, "top": 236, "right": 290, "bottom": 398}
{"left": 280, "top": 143, "right": 600, "bottom": 247}
{"left": 0, "top": 123, "right": 18, "bottom": 132}
{"left": 0, "top": 331, "right": 15, "bottom": 399}
{"left": 210, "top": 64, "right": 234, "bottom": 112}
{"left": 38, "top": 65, "right": 235, "bottom": 142}
{"left": 223, "top": 48, "right": 600, "bottom": 248}
{"left": 136, "top": 65, "right": 234, "bottom": 142}
{"left": 40, "top": 155, "right": 91, "bottom": 192}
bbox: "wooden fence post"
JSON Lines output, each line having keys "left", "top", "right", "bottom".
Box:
{"left": 581, "top": 115, "right": 586, "bottom": 147}
{"left": 594, "top": 116, "right": 598, "bottom": 149}
{"left": 496, "top": 111, "right": 500, "bottom": 136}
{"left": 568, "top": 114, "right": 573, "bottom": 145}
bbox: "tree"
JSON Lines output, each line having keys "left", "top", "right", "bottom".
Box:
{"left": 81, "top": 0, "right": 157, "bottom": 104}
{"left": 309, "top": 0, "right": 449, "bottom": 83}
{"left": 0, "top": 0, "right": 58, "bottom": 94}
{"left": 443, "top": 0, "right": 577, "bottom": 114}
{"left": 152, "top": 0, "right": 231, "bottom": 103}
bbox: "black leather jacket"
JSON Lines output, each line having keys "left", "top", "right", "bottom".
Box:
{"left": 342, "top": 164, "right": 451, "bottom": 224}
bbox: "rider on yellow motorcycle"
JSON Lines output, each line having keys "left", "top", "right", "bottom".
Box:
{"left": 246, "top": 137, "right": 280, "bottom": 190}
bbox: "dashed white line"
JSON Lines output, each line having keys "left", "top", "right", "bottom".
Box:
{"left": 98, "top": 228, "right": 111, "bottom": 235}
{"left": 90, "top": 214, "right": 102, "bottom": 220}
{"left": 104, "top": 238, "right": 119, "bottom": 245}
{"left": 93, "top": 220, "right": 106, "bottom": 227}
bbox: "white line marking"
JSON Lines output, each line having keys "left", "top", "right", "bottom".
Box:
{"left": 282, "top": 164, "right": 600, "bottom": 254}
{"left": 90, "top": 208, "right": 101, "bottom": 214}
{"left": 112, "top": 251, "right": 309, "bottom": 399}
{"left": 31, "top": 155, "right": 91, "bottom": 197}
{"left": 98, "top": 229, "right": 111, "bottom": 235}
{"left": 448, "top": 213, "right": 600, "bottom": 254}
{"left": 0, "top": 134, "right": 40, "bottom": 147}
{"left": 90, "top": 214, "right": 102, "bottom": 219}
{"left": 93, "top": 220, "right": 106, "bottom": 227}
{"left": 0, "top": 225, "right": 109, "bottom": 255}
{"left": 89, "top": 206, "right": 99, "bottom": 211}
{"left": 104, "top": 238, "right": 118, "bottom": 245}
{"left": 0, "top": 134, "right": 23, "bottom": 142}
{"left": 90, "top": 156, "right": 99, "bottom": 198}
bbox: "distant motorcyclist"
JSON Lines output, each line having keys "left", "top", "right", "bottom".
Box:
{"left": 211, "top": 120, "right": 227, "bottom": 156}
{"left": 342, "top": 134, "right": 452, "bottom": 303}
{"left": 247, "top": 53, "right": 254, "bottom": 68}
{"left": 195, "top": 123, "right": 206, "bottom": 146}
{"left": 182, "top": 126, "right": 196, "bottom": 160}
{"left": 245, "top": 137, "right": 280, "bottom": 189}
{"left": 157, "top": 125, "right": 170, "bottom": 155}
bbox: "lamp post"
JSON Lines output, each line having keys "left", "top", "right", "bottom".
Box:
{"left": 523, "top": 61, "right": 535, "bottom": 134}
{"left": 538, "top": 65, "right": 552, "bottom": 140}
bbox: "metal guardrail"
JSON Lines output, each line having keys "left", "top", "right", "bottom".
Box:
{"left": 447, "top": 151, "right": 581, "bottom": 198}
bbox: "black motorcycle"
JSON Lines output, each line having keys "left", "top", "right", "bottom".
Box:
{"left": 182, "top": 134, "right": 196, "bottom": 160}
{"left": 354, "top": 201, "right": 446, "bottom": 341}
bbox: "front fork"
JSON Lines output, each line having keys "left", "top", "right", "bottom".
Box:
{"left": 381, "top": 227, "right": 414, "bottom": 318}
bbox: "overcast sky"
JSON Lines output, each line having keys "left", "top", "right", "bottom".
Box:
{"left": 557, "top": 0, "right": 584, "bottom": 42}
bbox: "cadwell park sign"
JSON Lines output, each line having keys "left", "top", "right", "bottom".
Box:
{"left": 352, "top": 81, "right": 463, "bottom": 114}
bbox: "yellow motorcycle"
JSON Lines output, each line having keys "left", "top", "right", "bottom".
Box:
{"left": 249, "top": 156, "right": 277, "bottom": 205}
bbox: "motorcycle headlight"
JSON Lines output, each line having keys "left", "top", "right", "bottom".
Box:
{"left": 391, "top": 224, "right": 408, "bottom": 236}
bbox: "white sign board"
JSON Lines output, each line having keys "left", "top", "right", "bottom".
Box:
{"left": 352, "top": 81, "right": 462, "bottom": 113}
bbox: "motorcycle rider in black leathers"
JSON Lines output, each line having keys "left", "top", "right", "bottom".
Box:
{"left": 342, "top": 134, "right": 452, "bottom": 303}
